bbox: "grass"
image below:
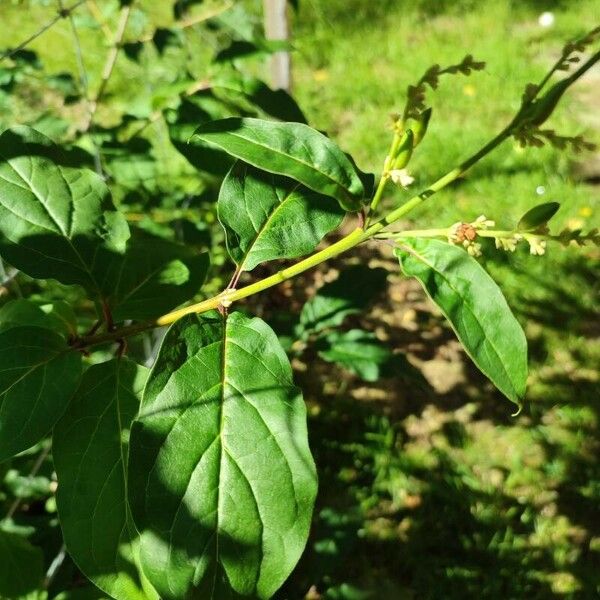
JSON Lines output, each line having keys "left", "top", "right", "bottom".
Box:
{"left": 280, "top": 1, "right": 600, "bottom": 598}
{"left": 292, "top": 0, "right": 599, "bottom": 228}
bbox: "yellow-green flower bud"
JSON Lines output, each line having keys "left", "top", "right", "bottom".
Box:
{"left": 411, "top": 107, "right": 432, "bottom": 146}
{"left": 392, "top": 129, "right": 414, "bottom": 170}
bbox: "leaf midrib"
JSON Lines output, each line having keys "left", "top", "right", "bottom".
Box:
{"left": 235, "top": 173, "right": 302, "bottom": 271}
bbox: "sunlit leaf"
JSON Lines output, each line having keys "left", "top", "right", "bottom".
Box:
{"left": 129, "top": 311, "right": 317, "bottom": 599}
{"left": 0, "top": 127, "right": 129, "bottom": 294}
{"left": 219, "top": 162, "right": 344, "bottom": 271}
{"left": 395, "top": 238, "right": 527, "bottom": 407}
{"left": 211, "top": 73, "right": 307, "bottom": 123}
{"left": 194, "top": 117, "right": 365, "bottom": 211}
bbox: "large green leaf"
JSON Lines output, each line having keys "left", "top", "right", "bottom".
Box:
{"left": 0, "top": 529, "right": 44, "bottom": 598}
{"left": 395, "top": 238, "right": 528, "bottom": 407}
{"left": 317, "top": 329, "right": 391, "bottom": 382}
{"left": 53, "top": 359, "right": 156, "bottom": 600}
{"left": 0, "top": 126, "right": 129, "bottom": 293}
{"left": 100, "top": 229, "right": 210, "bottom": 322}
{"left": 299, "top": 265, "right": 389, "bottom": 334}
{"left": 128, "top": 311, "right": 317, "bottom": 599}
{"left": 193, "top": 117, "right": 365, "bottom": 211}
{"left": 0, "top": 326, "right": 82, "bottom": 461}
{"left": 219, "top": 162, "right": 344, "bottom": 271}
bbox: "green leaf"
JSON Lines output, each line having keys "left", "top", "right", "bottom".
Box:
{"left": 0, "top": 529, "right": 44, "bottom": 598}
{"left": 299, "top": 265, "right": 388, "bottom": 334}
{"left": 193, "top": 117, "right": 365, "bottom": 211}
{"left": 219, "top": 162, "right": 344, "bottom": 271}
{"left": 167, "top": 93, "right": 236, "bottom": 177}
{"left": 0, "top": 326, "right": 82, "bottom": 461}
{"left": 0, "top": 126, "right": 129, "bottom": 293}
{"left": 128, "top": 311, "right": 317, "bottom": 599}
{"left": 211, "top": 73, "right": 307, "bottom": 123}
{"left": 53, "top": 359, "right": 157, "bottom": 600}
{"left": 395, "top": 238, "right": 527, "bottom": 407}
{"left": 101, "top": 229, "right": 210, "bottom": 322}
{"left": 0, "top": 300, "right": 55, "bottom": 333}
{"left": 317, "top": 329, "right": 391, "bottom": 382}
{"left": 517, "top": 201, "right": 560, "bottom": 231}
{"left": 0, "top": 299, "right": 76, "bottom": 337}
{"left": 52, "top": 589, "right": 108, "bottom": 600}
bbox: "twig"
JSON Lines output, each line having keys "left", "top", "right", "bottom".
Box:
{"left": 0, "top": 0, "right": 87, "bottom": 63}
{"left": 43, "top": 544, "right": 67, "bottom": 589}
{"left": 82, "top": 2, "right": 133, "bottom": 132}
{"left": 85, "top": 0, "right": 113, "bottom": 40}
{"left": 179, "top": 0, "right": 234, "bottom": 30}
{"left": 57, "top": 0, "right": 104, "bottom": 176}
{"left": 227, "top": 266, "right": 243, "bottom": 290}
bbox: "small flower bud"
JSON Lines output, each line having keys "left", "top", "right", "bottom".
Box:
{"left": 473, "top": 215, "right": 495, "bottom": 229}
{"left": 411, "top": 107, "right": 433, "bottom": 146}
{"left": 392, "top": 129, "right": 414, "bottom": 170}
{"left": 495, "top": 237, "right": 519, "bottom": 252}
{"left": 389, "top": 168, "right": 414, "bottom": 187}
{"left": 467, "top": 242, "right": 482, "bottom": 257}
{"left": 528, "top": 238, "right": 547, "bottom": 255}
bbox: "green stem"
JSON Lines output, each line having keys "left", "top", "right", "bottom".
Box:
{"left": 368, "top": 174, "right": 390, "bottom": 216}
{"left": 375, "top": 127, "right": 512, "bottom": 232}
{"left": 378, "top": 228, "right": 450, "bottom": 239}
{"left": 77, "top": 49, "right": 598, "bottom": 349}
{"left": 78, "top": 228, "right": 369, "bottom": 347}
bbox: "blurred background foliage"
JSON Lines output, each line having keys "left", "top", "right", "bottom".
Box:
{"left": 0, "top": 0, "right": 599, "bottom": 598}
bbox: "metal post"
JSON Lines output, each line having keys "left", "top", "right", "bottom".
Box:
{"left": 263, "top": 0, "right": 291, "bottom": 91}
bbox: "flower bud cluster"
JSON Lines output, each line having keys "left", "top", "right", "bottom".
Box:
{"left": 448, "top": 215, "right": 495, "bottom": 257}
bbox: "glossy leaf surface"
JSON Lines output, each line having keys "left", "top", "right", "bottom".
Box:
{"left": 219, "top": 162, "right": 344, "bottom": 271}
{"left": 129, "top": 311, "right": 317, "bottom": 599}
{"left": 0, "top": 127, "right": 129, "bottom": 293}
{"left": 395, "top": 238, "right": 527, "bottom": 407}
{"left": 0, "top": 326, "right": 81, "bottom": 461}
{"left": 53, "top": 359, "right": 156, "bottom": 600}
{"left": 194, "top": 117, "right": 365, "bottom": 211}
